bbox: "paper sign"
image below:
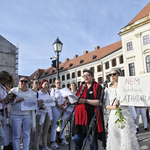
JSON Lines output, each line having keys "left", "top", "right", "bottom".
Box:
{"left": 43, "top": 96, "right": 55, "bottom": 106}
{"left": 21, "top": 100, "right": 37, "bottom": 111}
{"left": 117, "top": 76, "right": 150, "bottom": 107}
{"left": 59, "top": 88, "right": 77, "bottom": 104}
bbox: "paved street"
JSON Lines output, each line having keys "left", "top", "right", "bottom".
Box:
{"left": 45, "top": 124, "right": 150, "bottom": 150}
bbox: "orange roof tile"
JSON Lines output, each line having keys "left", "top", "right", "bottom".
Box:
{"left": 127, "top": 2, "right": 150, "bottom": 26}
{"left": 28, "top": 69, "right": 44, "bottom": 80}
{"left": 39, "top": 40, "right": 122, "bottom": 78}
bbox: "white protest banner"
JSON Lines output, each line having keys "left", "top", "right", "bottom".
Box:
{"left": 59, "top": 87, "right": 77, "bottom": 104}
{"left": 43, "top": 96, "right": 55, "bottom": 107}
{"left": 117, "top": 76, "right": 150, "bottom": 106}
{"left": 21, "top": 100, "right": 38, "bottom": 111}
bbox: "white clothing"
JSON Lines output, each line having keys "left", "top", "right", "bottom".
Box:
{"left": 9, "top": 87, "right": 36, "bottom": 150}
{"left": 51, "top": 88, "right": 66, "bottom": 105}
{"left": 0, "top": 85, "right": 7, "bottom": 149}
{"left": 51, "top": 106, "right": 65, "bottom": 141}
{"left": 105, "top": 87, "right": 139, "bottom": 150}
{"left": 9, "top": 87, "right": 35, "bottom": 115}
{"left": 11, "top": 114, "right": 32, "bottom": 150}
{"left": 36, "top": 90, "right": 53, "bottom": 125}
{"left": 135, "top": 108, "right": 147, "bottom": 128}
{"left": 51, "top": 88, "right": 66, "bottom": 141}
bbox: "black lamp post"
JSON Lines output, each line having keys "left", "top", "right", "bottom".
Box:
{"left": 52, "top": 37, "right": 63, "bottom": 79}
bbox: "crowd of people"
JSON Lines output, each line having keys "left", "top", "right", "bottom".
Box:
{"left": 0, "top": 68, "right": 149, "bottom": 150}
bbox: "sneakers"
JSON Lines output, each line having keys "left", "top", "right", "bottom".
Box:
{"left": 144, "top": 128, "right": 149, "bottom": 132}
{"left": 50, "top": 142, "right": 59, "bottom": 149}
{"left": 61, "top": 139, "right": 69, "bottom": 146}
{"left": 42, "top": 146, "right": 52, "bottom": 150}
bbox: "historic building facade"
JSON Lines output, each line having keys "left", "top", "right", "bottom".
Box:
{"left": 0, "top": 35, "right": 19, "bottom": 86}
{"left": 28, "top": 3, "right": 150, "bottom": 87}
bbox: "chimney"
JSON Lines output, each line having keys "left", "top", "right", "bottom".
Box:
{"left": 94, "top": 46, "right": 100, "bottom": 50}
{"left": 65, "top": 58, "right": 70, "bottom": 62}
{"left": 74, "top": 55, "right": 78, "bottom": 58}
{"left": 83, "top": 51, "right": 88, "bottom": 55}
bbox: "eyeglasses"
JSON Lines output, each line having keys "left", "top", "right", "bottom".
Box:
{"left": 109, "top": 73, "right": 117, "bottom": 76}
{"left": 20, "top": 80, "right": 28, "bottom": 83}
{"left": 82, "top": 74, "right": 91, "bottom": 78}
{"left": 56, "top": 82, "right": 61, "bottom": 84}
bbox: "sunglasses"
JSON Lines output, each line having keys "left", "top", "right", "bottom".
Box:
{"left": 109, "top": 73, "right": 117, "bottom": 76}
{"left": 20, "top": 80, "right": 28, "bottom": 83}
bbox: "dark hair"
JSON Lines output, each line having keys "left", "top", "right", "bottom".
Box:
{"left": 83, "top": 69, "right": 94, "bottom": 76}
{"left": 0, "top": 71, "right": 14, "bottom": 86}
{"left": 51, "top": 84, "right": 56, "bottom": 88}
{"left": 69, "top": 82, "right": 77, "bottom": 90}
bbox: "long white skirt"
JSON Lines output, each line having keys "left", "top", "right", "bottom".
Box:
{"left": 106, "top": 107, "right": 140, "bottom": 150}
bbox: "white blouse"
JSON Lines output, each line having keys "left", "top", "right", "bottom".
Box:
{"left": 36, "top": 90, "right": 54, "bottom": 125}
{"left": 51, "top": 88, "right": 66, "bottom": 105}
{"left": 0, "top": 85, "right": 7, "bottom": 110}
{"left": 9, "top": 87, "right": 35, "bottom": 116}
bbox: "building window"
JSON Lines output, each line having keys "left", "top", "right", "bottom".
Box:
{"left": 72, "top": 72, "right": 75, "bottom": 78}
{"left": 112, "top": 59, "right": 116, "bottom": 67}
{"left": 53, "top": 78, "right": 56, "bottom": 83}
{"left": 97, "top": 65, "right": 102, "bottom": 72}
{"left": 67, "top": 83, "right": 70, "bottom": 88}
{"left": 78, "top": 71, "right": 81, "bottom": 77}
{"left": 67, "top": 73, "right": 70, "bottom": 80}
{"left": 129, "top": 63, "right": 135, "bottom": 76}
{"left": 119, "top": 55, "right": 124, "bottom": 64}
{"left": 62, "top": 75, "right": 65, "bottom": 81}
{"left": 80, "top": 60, "right": 84, "bottom": 64}
{"left": 69, "top": 63, "right": 73, "bottom": 67}
{"left": 146, "top": 55, "right": 150, "bottom": 72}
{"left": 121, "top": 70, "right": 125, "bottom": 76}
{"left": 105, "top": 62, "right": 109, "bottom": 69}
{"left": 98, "top": 77, "right": 103, "bottom": 84}
{"left": 49, "top": 79, "right": 52, "bottom": 84}
{"left": 90, "top": 67, "right": 95, "bottom": 73}
{"left": 143, "top": 35, "right": 150, "bottom": 45}
{"left": 127, "top": 42, "right": 133, "bottom": 51}
{"left": 93, "top": 55, "right": 97, "bottom": 60}
{"left": 106, "top": 74, "right": 110, "bottom": 82}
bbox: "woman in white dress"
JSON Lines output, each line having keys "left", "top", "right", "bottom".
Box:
{"left": 50, "top": 79, "right": 68, "bottom": 149}
{"left": 105, "top": 67, "right": 140, "bottom": 150}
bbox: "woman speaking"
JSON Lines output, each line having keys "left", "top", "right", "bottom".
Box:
{"left": 73, "top": 69, "right": 106, "bottom": 150}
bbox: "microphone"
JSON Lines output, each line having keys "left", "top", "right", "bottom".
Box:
{"left": 80, "top": 84, "right": 86, "bottom": 95}
{"left": 103, "top": 79, "right": 108, "bottom": 87}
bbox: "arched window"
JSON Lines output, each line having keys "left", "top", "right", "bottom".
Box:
{"left": 146, "top": 55, "right": 150, "bottom": 72}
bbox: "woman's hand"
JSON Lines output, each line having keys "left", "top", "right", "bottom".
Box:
{"left": 114, "top": 99, "right": 119, "bottom": 109}
{"left": 61, "top": 106, "right": 66, "bottom": 112}
{"left": 37, "top": 99, "right": 44, "bottom": 104}
{"left": 79, "top": 98, "right": 87, "bottom": 104}
{"left": 16, "top": 98, "right": 24, "bottom": 103}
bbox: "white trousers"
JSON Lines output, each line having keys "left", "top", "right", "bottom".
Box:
{"left": 135, "top": 108, "right": 147, "bottom": 128}
{"left": 51, "top": 106, "right": 65, "bottom": 141}
{"left": 11, "top": 114, "right": 32, "bottom": 150}
{"left": 0, "top": 113, "right": 5, "bottom": 150}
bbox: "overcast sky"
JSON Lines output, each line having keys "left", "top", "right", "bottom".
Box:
{"left": 0, "top": 0, "right": 150, "bottom": 76}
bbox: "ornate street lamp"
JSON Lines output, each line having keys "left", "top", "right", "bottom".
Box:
{"left": 52, "top": 37, "right": 63, "bottom": 79}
